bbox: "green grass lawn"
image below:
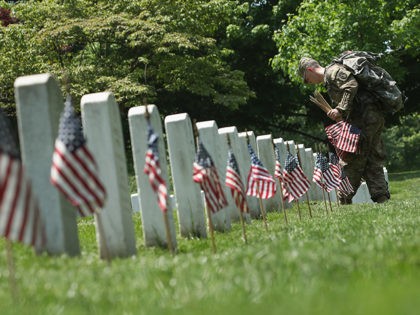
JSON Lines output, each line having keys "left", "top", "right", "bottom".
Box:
{"left": 1, "top": 172, "right": 419, "bottom": 315}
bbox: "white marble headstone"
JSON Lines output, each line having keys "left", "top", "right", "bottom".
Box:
{"left": 81, "top": 92, "right": 137, "bottom": 258}
{"left": 128, "top": 105, "right": 177, "bottom": 249}
{"left": 14, "top": 74, "right": 80, "bottom": 256}
{"left": 165, "top": 113, "right": 207, "bottom": 238}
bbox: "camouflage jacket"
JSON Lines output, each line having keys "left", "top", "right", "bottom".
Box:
{"left": 324, "top": 63, "right": 377, "bottom": 115}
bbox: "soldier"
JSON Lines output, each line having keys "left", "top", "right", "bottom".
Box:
{"left": 298, "top": 56, "right": 390, "bottom": 204}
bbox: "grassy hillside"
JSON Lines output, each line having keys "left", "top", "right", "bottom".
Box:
{"left": 0, "top": 172, "right": 419, "bottom": 315}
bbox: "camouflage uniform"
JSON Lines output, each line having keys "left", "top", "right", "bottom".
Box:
{"left": 324, "top": 63, "right": 390, "bottom": 203}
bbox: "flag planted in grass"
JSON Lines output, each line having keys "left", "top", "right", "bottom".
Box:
{"left": 281, "top": 152, "right": 310, "bottom": 202}
{"left": 226, "top": 149, "right": 248, "bottom": 213}
{"left": 313, "top": 153, "right": 341, "bottom": 192}
{"left": 274, "top": 146, "right": 284, "bottom": 182}
{"left": 50, "top": 95, "right": 106, "bottom": 217}
{"left": 144, "top": 123, "right": 168, "bottom": 213}
{"left": 246, "top": 144, "right": 276, "bottom": 199}
{"left": 328, "top": 152, "right": 341, "bottom": 179}
{"left": 338, "top": 170, "right": 354, "bottom": 196}
{"left": 193, "top": 141, "right": 227, "bottom": 213}
{"left": 0, "top": 109, "right": 45, "bottom": 250}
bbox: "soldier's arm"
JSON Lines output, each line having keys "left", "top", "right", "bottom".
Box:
{"left": 334, "top": 68, "right": 358, "bottom": 113}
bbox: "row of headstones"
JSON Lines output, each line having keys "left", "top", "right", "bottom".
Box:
{"left": 13, "top": 73, "right": 385, "bottom": 259}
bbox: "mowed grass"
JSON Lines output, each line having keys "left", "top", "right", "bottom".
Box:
{"left": 0, "top": 172, "right": 419, "bottom": 315}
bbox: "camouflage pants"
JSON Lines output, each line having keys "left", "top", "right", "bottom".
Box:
{"left": 338, "top": 105, "right": 390, "bottom": 203}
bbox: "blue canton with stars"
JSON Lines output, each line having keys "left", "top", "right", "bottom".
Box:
{"left": 329, "top": 152, "right": 339, "bottom": 165}
{"left": 248, "top": 144, "right": 264, "bottom": 167}
{"left": 228, "top": 149, "right": 241, "bottom": 175}
{"left": 195, "top": 140, "right": 214, "bottom": 168}
{"left": 58, "top": 95, "right": 86, "bottom": 152}
{"left": 284, "top": 152, "right": 299, "bottom": 173}
{"left": 315, "top": 153, "right": 330, "bottom": 172}
{"left": 146, "top": 123, "right": 160, "bottom": 158}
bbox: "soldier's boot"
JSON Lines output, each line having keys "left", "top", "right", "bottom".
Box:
{"left": 371, "top": 191, "right": 390, "bottom": 203}
{"left": 372, "top": 194, "right": 389, "bottom": 203}
{"left": 339, "top": 196, "right": 353, "bottom": 205}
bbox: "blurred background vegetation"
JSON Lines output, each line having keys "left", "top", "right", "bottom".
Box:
{"left": 1, "top": 0, "right": 419, "bottom": 172}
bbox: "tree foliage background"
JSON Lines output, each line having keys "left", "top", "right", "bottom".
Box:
{"left": 0, "top": 0, "right": 419, "bottom": 171}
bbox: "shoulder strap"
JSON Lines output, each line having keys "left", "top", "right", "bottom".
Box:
{"left": 333, "top": 51, "right": 381, "bottom": 64}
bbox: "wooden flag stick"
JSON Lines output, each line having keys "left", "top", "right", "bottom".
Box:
{"left": 207, "top": 207, "right": 217, "bottom": 253}
{"left": 295, "top": 200, "right": 302, "bottom": 221}
{"left": 309, "top": 96, "right": 330, "bottom": 113}
{"left": 6, "top": 240, "right": 18, "bottom": 302}
{"left": 296, "top": 145, "right": 313, "bottom": 218}
{"left": 258, "top": 195, "right": 269, "bottom": 231}
{"left": 193, "top": 119, "right": 217, "bottom": 253}
{"left": 277, "top": 181, "right": 288, "bottom": 225}
{"left": 327, "top": 191, "right": 334, "bottom": 213}
{"left": 145, "top": 105, "right": 174, "bottom": 255}
{"left": 227, "top": 134, "right": 248, "bottom": 243}
{"left": 163, "top": 210, "right": 175, "bottom": 255}
{"left": 239, "top": 211, "right": 248, "bottom": 244}
{"left": 335, "top": 190, "right": 340, "bottom": 207}
{"left": 272, "top": 141, "right": 288, "bottom": 225}
{"left": 316, "top": 144, "right": 329, "bottom": 215}
{"left": 305, "top": 193, "right": 313, "bottom": 218}
{"left": 314, "top": 91, "right": 332, "bottom": 110}
{"left": 320, "top": 178, "right": 329, "bottom": 215}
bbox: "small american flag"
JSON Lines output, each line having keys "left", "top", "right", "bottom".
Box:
{"left": 50, "top": 95, "right": 106, "bottom": 217}
{"left": 193, "top": 141, "right": 227, "bottom": 213}
{"left": 281, "top": 152, "right": 310, "bottom": 202}
{"left": 226, "top": 149, "right": 249, "bottom": 213}
{"left": 338, "top": 169, "right": 354, "bottom": 196}
{"left": 0, "top": 109, "right": 45, "bottom": 250}
{"left": 325, "top": 121, "right": 361, "bottom": 156}
{"left": 274, "top": 146, "right": 283, "bottom": 181}
{"left": 313, "top": 153, "right": 340, "bottom": 192}
{"left": 328, "top": 152, "right": 341, "bottom": 179}
{"left": 246, "top": 144, "right": 276, "bottom": 199}
{"left": 144, "top": 123, "right": 168, "bottom": 213}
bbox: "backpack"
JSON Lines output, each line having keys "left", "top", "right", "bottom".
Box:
{"left": 333, "top": 51, "right": 404, "bottom": 114}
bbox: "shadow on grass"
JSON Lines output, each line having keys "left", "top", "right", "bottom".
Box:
{"left": 388, "top": 170, "right": 420, "bottom": 181}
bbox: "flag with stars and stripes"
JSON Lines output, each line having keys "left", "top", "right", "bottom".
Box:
{"left": 274, "top": 145, "right": 284, "bottom": 182}
{"left": 325, "top": 120, "right": 361, "bottom": 157}
{"left": 313, "top": 153, "right": 341, "bottom": 192}
{"left": 144, "top": 123, "right": 168, "bottom": 213}
{"left": 193, "top": 141, "right": 227, "bottom": 213}
{"left": 226, "top": 149, "right": 249, "bottom": 213}
{"left": 281, "top": 152, "right": 310, "bottom": 202}
{"left": 246, "top": 144, "right": 276, "bottom": 199}
{"left": 328, "top": 152, "right": 342, "bottom": 180}
{"left": 338, "top": 169, "right": 354, "bottom": 196}
{"left": 0, "top": 109, "right": 45, "bottom": 250}
{"left": 50, "top": 95, "right": 106, "bottom": 217}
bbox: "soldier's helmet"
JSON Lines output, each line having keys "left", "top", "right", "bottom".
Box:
{"left": 298, "top": 57, "right": 320, "bottom": 79}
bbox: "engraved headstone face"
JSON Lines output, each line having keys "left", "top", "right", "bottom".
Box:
{"left": 128, "top": 105, "right": 177, "bottom": 249}
{"left": 165, "top": 113, "right": 207, "bottom": 238}
{"left": 14, "top": 74, "right": 80, "bottom": 256}
{"left": 81, "top": 92, "right": 136, "bottom": 258}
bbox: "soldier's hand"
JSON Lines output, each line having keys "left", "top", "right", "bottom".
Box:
{"left": 327, "top": 109, "right": 342, "bottom": 122}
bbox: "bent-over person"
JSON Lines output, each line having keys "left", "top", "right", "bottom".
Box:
{"left": 298, "top": 55, "right": 390, "bottom": 204}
